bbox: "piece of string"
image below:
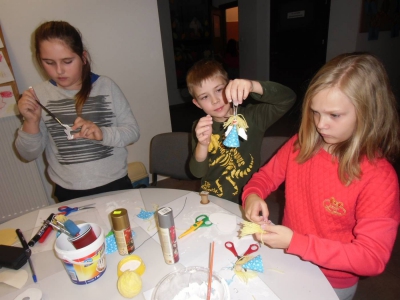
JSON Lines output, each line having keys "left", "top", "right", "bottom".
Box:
{"left": 134, "top": 197, "right": 187, "bottom": 251}
{"left": 239, "top": 221, "right": 266, "bottom": 246}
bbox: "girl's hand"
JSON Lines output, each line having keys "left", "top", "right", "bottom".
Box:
{"left": 225, "top": 79, "right": 254, "bottom": 105}
{"left": 18, "top": 89, "right": 41, "bottom": 124}
{"left": 195, "top": 115, "right": 213, "bottom": 146}
{"left": 255, "top": 223, "right": 293, "bottom": 249}
{"left": 71, "top": 117, "right": 103, "bottom": 141}
{"left": 244, "top": 193, "right": 270, "bottom": 224}
{"left": 18, "top": 89, "right": 42, "bottom": 134}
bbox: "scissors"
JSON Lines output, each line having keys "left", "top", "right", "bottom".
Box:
{"left": 58, "top": 203, "right": 96, "bottom": 216}
{"left": 225, "top": 241, "right": 259, "bottom": 262}
{"left": 29, "top": 86, "right": 74, "bottom": 140}
{"left": 178, "top": 214, "right": 212, "bottom": 239}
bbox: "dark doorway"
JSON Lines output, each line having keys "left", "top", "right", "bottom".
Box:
{"left": 216, "top": 2, "right": 240, "bottom": 80}
{"left": 270, "top": 0, "right": 331, "bottom": 115}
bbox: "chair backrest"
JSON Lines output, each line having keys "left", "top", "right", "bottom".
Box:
{"left": 260, "top": 136, "right": 290, "bottom": 166}
{"left": 150, "top": 132, "right": 195, "bottom": 183}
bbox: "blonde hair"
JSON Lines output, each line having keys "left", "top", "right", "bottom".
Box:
{"left": 296, "top": 52, "right": 400, "bottom": 185}
{"left": 186, "top": 59, "right": 228, "bottom": 99}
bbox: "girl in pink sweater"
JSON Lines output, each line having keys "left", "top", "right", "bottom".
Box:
{"left": 242, "top": 53, "right": 400, "bottom": 300}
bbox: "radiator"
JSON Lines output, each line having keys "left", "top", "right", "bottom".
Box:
{"left": 0, "top": 115, "right": 52, "bottom": 223}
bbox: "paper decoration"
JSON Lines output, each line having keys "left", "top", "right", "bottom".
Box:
{"left": 105, "top": 230, "right": 136, "bottom": 254}
{"left": 0, "top": 269, "right": 28, "bottom": 289}
{"left": 0, "top": 228, "right": 18, "bottom": 245}
{"left": 0, "top": 85, "right": 19, "bottom": 118}
{"left": 223, "top": 105, "right": 248, "bottom": 148}
{"left": 243, "top": 255, "right": 264, "bottom": 273}
{"left": 136, "top": 209, "right": 155, "bottom": 220}
{"left": 224, "top": 125, "right": 240, "bottom": 147}
{"left": 0, "top": 51, "right": 14, "bottom": 84}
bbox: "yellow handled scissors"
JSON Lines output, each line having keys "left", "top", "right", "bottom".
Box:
{"left": 179, "top": 214, "right": 212, "bottom": 239}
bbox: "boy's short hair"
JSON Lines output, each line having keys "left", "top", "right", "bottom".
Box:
{"left": 186, "top": 59, "right": 229, "bottom": 99}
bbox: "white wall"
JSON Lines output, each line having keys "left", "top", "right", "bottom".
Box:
{"left": 0, "top": 0, "right": 171, "bottom": 192}
{"left": 157, "top": 0, "right": 183, "bottom": 106}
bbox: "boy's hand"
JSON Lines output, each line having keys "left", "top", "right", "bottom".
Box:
{"left": 195, "top": 115, "right": 213, "bottom": 146}
{"left": 244, "top": 193, "right": 270, "bottom": 224}
{"left": 255, "top": 224, "right": 293, "bottom": 249}
{"left": 71, "top": 117, "right": 103, "bottom": 141}
{"left": 225, "top": 79, "right": 254, "bottom": 105}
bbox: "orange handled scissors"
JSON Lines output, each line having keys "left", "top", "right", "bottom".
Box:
{"left": 179, "top": 214, "right": 212, "bottom": 239}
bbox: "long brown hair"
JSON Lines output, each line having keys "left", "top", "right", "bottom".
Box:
{"left": 296, "top": 52, "right": 400, "bottom": 185}
{"left": 34, "top": 21, "right": 92, "bottom": 115}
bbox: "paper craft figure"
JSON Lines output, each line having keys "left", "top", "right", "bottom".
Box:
{"left": 223, "top": 105, "right": 248, "bottom": 148}
{"left": 234, "top": 256, "right": 258, "bottom": 283}
{"left": 242, "top": 255, "right": 264, "bottom": 273}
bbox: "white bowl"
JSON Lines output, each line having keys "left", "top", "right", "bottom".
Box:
{"left": 152, "top": 266, "right": 230, "bottom": 300}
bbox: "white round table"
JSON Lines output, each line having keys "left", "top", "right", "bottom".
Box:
{"left": 0, "top": 189, "right": 338, "bottom": 300}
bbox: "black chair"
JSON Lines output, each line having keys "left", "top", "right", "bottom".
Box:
{"left": 149, "top": 132, "right": 196, "bottom": 186}
{"left": 260, "top": 136, "right": 289, "bottom": 224}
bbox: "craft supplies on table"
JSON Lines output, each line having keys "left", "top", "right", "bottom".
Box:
{"left": 157, "top": 207, "right": 179, "bottom": 264}
{"left": 110, "top": 208, "right": 135, "bottom": 255}
{"left": 151, "top": 266, "right": 229, "bottom": 300}
{"left": 15, "top": 229, "right": 36, "bottom": 283}
{"left": 0, "top": 189, "right": 337, "bottom": 300}
{"left": 54, "top": 223, "right": 106, "bottom": 285}
{"left": 117, "top": 255, "right": 146, "bottom": 277}
{"left": 58, "top": 203, "right": 96, "bottom": 216}
{"left": 28, "top": 213, "right": 55, "bottom": 247}
{"left": 178, "top": 214, "right": 212, "bottom": 239}
{"left": 225, "top": 242, "right": 259, "bottom": 262}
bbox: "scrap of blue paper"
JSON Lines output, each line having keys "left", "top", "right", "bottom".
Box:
{"left": 105, "top": 231, "right": 136, "bottom": 254}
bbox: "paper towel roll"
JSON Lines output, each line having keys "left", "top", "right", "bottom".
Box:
{"left": 14, "top": 288, "right": 42, "bottom": 300}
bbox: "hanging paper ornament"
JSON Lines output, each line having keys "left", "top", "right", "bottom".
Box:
{"left": 223, "top": 125, "right": 240, "bottom": 147}
{"left": 223, "top": 105, "right": 249, "bottom": 148}
{"left": 242, "top": 255, "right": 264, "bottom": 273}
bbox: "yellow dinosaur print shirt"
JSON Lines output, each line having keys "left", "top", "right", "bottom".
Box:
{"left": 189, "top": 81, "right": 296, "bottom": 203}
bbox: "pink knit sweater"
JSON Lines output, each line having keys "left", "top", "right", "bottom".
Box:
{"left": 242, "top": 135, "right": 400, "bottom": 288}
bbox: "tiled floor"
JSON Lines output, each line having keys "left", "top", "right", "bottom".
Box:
{"left": 168, "top": 104, "right": 400, "bottom": 300}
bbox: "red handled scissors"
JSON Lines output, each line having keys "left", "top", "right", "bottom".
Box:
{"left": 225, "top": 241, "right": 259, "bottom": 261}
{"left": 58, "top": 203, "right": 95, "bottom": 216}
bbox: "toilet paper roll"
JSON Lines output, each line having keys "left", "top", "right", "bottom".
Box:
{"left": 117, "top": 255, "right": 146, "bottom": 277}
{"left": 14, "top": 288, "right": 42, "bottom": 300}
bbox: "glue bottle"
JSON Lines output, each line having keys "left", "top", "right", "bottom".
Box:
{"left": 111, "top": 208, "right": 135, "bottom": 255}
{"left": 157, "top": 207, "right": 179, "bottom": 264}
